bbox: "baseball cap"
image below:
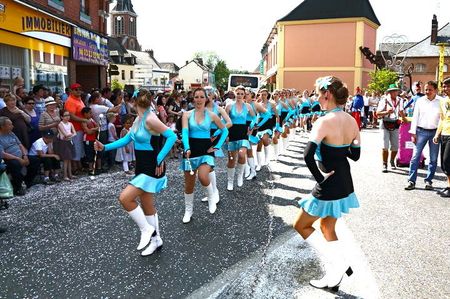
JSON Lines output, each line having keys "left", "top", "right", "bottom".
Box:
{"left": 70, "top": 83, "right": 82, "bottom": 90}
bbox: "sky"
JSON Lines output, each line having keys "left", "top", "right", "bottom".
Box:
{"left": 109, "top": 0, "right": 450, "bottom": 71}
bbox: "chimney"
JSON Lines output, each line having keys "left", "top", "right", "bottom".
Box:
{"left": 431, "top": 14, "right": 438, "bottom": 45}
{"left": 186, "top": 60, "right": 189, "bottom": 65}
{"left": 145, "top": 49, "right": 154, "bottom": 58}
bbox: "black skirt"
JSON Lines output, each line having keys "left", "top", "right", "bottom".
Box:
{"left": 229, "top": 124, "right": 248, "bottom": 142}
{"left": 258, "top": 116, "right": 276, "bottom": 132}
{"left": 185, "top": 137, "right": 214, "bottom": 158}
{"left": 135, "top": 149, "right": 165, "bottom": 179}
{"left": 280, "top": 111, "right": 288, "bottom": 124}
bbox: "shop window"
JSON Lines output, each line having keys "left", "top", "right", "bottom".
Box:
{"left": 121, "top": 70, "right": 125, "bottom": 80}
{"left": 48, "top": 0, "right": 64, "bottom": 12}
{"left": 415, "top": 63, "right": 426, "bottom": 72}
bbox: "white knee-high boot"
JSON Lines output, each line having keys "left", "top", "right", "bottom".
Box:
{"left": 227, "top": 167, "right": 235, "bottom": 191}
{"left": 244, "top": 158, "right": 250, "bottom": 178}
{"left": 127, "top": 206, "right": 155, "bottom": 250}
{"left": 210, "top": 171, "right": 219, "bottom": 203}
{"left": 236, "top": 163, "right": 246, "bottom": 187}
{"left": 263, "top": 146, "right": 270, "bottom": 165}
{"left": 142, "top": 213, "right": 163, "bottom": 256}
{"left": 246, "top": 157, "right": 256, "bottom": 180}
{"left": 201, "top": 171, "right": 219, "bottom": 203}
{"left": 282, "top": 137, "right": 289, "bottom": 152}
{"left": 204, "top": 183, "right": 217, "bottom": 214}
{"left": 272, "top": 142, "right": 279, "bottom": 161}
{"left": 256, "top": 151, "right": 264, "bottom": 171}
{"left": 305, "top": 231, "right": 352, "bottom": 291}
{"left": 183, "top": 193, "right": 194, "bottom": 223}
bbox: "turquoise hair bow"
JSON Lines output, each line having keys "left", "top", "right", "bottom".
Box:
{"left": 316, "top": 76, "right": 332, "bottom": 90}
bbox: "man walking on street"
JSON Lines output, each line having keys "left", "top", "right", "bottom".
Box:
{"left": 405, "top": 81, "right": 442, "bottom": 190}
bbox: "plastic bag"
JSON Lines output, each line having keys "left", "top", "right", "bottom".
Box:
{"left": 0, "top": 172, "right": 14, "bottom": 199}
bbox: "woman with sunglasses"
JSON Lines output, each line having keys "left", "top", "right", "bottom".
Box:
{"left": 181, "top": 88, "right": 228, "bottom": 223}
{"left": 225, "top": 86, "right": 255, "bottom": 191}
{"left": 95, "top": 92, "right": 177, "bottom": 256}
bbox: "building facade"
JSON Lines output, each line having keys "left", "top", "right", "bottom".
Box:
{"left": 178, "top": 59, "right": 215, "bottom": 91}
{"left": 261, "top": 0, "right": 380, "bottom": 92}
{"left": 0, "top": 0, "right": 109, "bottom": 93}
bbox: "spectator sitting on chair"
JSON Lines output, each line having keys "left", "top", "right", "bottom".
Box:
{"left": 0, "top": 116, "right": 29, "bottom": 196}
{"left": 25, "top": 130, "right": 60, "bottom": 187}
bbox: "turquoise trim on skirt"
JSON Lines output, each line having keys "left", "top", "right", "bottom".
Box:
{"left": 227, "top": 139, "right": 250, "bottom": 151}
{"left": 180, "top": 155, "right": 215, "bottom": 171}
{"left": 298, "top": 192, "right": 359, "bottom": 218}
{"left": 249, "top": 135, "right": 260, "bottom": 145}
{"left": 129, "top": 174, "right": 167, "bottom": 193}
{"left": 256, "top": 129, "right": 273, "bottom": 139}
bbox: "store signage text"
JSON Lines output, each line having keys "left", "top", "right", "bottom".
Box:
{"left": 21, "top": 16, "right": 71, "bottom": 37}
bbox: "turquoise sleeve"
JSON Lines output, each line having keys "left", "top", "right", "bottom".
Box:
{"left": 214, "top": 127, "right": 228, "bottom": 149}
{"left": 182, "top": 128, "right": 190, "bottom": 152}
{"left": 157, "top": 129, "right": 177, "bottom": 166}
{"left": 212, "top": 129, "right": 222, "bottom": 137}
{"left": 249, "top": 115, "right": 257, "bottom": 129}
{"left": 104, "top": 133, "right": 132, "bottom": 151}
{"left": 257, "top": 114, "right": 271, "bottom": 127}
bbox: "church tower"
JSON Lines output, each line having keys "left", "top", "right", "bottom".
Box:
{"left": 110, "top": 0, "right": 141, "bottom": 51}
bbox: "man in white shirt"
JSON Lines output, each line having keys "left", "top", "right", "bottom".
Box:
{"left": 377, "top": 84, "right": 407, "bottom": 173}
{"left": 25, "top": 130, "right": 60, "bottom": 187}
{"left": 405, "top": 81, "right": 442, "bottom": 190}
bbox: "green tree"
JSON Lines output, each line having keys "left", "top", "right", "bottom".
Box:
{"left": 367, "top": 68, "right": 398, "bottom": 93}
{"left": 193, "top": 51, "right": 219, "bottom": 70}
{"left": 111, "top": 79, "right": 124, "bottom": 90}
{"left": 214, "top": 60, "right": 230, "bottom": 91}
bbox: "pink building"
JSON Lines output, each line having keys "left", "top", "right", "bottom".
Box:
{"left": 261, "top": 0, "right": 380, "bottom": 92}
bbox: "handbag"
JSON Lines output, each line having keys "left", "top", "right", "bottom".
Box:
{"left": 382, "top": 99, "right": 401, "bottom": 131}
{"left": 0, "top": 171, "right": 14, "bottom": 199}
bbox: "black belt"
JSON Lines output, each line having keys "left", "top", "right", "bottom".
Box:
{"left": 417, "top": 127, "right": 437, "bottom": 132}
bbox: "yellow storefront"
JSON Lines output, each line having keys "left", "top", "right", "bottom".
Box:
{"left": 0, "top": 0, "right": 71, "bottom": 93}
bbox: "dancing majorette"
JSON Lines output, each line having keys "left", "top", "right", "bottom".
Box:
{"left": 181, "top": 88, "right": 229, "bottom": 223}
{"left": 293, "top": 76, "right": 360, "bottom": 291}
{"left": 255, "top": 89, "right": 278, "bottom": 171}
{"left": 245, "top": 89, "right": 267, "bottom": 179}
{"left": 225, "top": 86, "right": 256, "bottom": 190}
{"left": 95, "top": 92, "right": 177, "bottom": 256}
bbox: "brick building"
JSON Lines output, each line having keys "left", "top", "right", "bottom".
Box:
{"left": 0, "top": 0, "right": 109, "bottom": 93}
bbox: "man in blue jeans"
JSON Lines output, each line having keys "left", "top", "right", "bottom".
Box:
{"left": 405, "top": 81, "right": 442, "bottom": 190}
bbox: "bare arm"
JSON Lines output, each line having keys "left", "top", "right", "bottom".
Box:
{"left": 218, "top": 107, "right": 232, "bottom": 128}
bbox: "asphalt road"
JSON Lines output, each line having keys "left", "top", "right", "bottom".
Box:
{"left": 1, "top": 129, "right": 449, "bottom": 299}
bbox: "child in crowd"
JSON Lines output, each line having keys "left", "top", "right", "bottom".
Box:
{"left": 180, "top": 100, "right": 188, "bottom": 113}
{"left": 166, "top": 114, "right": 179, "bottom": 159}
{"left": 107, "top": 112, "right": 118, "bottom": 169}
{"left": 57, "top": 110, "right": 76, "bottom": 181}
{"left": 26, "top": 130, "right": 61, "bottom": 186}
{"left": 115, "top": 114, "right": 135, "bottom": 174}
{"left": 81, "top": 107, "right": 99, "bottom": 174}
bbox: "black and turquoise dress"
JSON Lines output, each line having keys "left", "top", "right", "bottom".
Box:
{"left": 299, "top": 141, "right": 360, "bottom": 218}
{"left": 104, "top": 110, "right": 176, "bottom": 193}
{"left": 181, "top": 109, "right": 228, "bottom": 171}
{"left": 227, "top": 102, "right": 251, "bottom": 151}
